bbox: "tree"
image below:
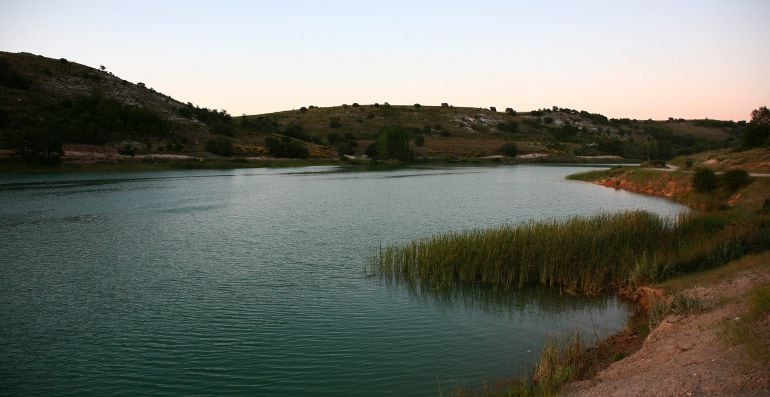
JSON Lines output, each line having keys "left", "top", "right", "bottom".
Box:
{"left": 414, "top": 135, "right": 425, "bottom": 146}
{"left": 489, "top": 106, "right": 497, "bottom": 112}
{"left": 692, "top": 168, "right": 717, "bottom": 193}
{"left": 742, "top": 106, "right": 770, "bottom": 148}
{"left": 375, "top": 126, "right": 413, "bottom": 161}
{"left": 265, "top": 136, "right": 309, "bottom": 158}
{"left": 505, "top": 108, "right": 516, "bottom": 115}
{"left": 499, "top": 143, "right": 518, "bottom": 157}
{"left": 205, "top": 136, "right": 234, "bottom": 156}
{"left": 5, "top": 126, "right": 63, "bottom": 163}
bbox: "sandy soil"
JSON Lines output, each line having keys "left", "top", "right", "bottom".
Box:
{"left": 567, "top": 264, "right": 770, "bottom": 397}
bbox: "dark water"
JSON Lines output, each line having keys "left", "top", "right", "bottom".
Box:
{"left": 0, "top": 165, "right": 686, "bottom": 396}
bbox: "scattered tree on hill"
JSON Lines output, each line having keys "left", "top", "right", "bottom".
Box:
{"left": 692, "top": 168, "right": 718, "bottom": 193}
{"left": 0, "top": 59, "right": 32, "bottom": 90}
{"left": 499, "top": 143, "right": 518, "bottom": 157}
{"left": 372, "top": 127, "right": 413, "bottom": 161}
{"left": 489, "top": 106, "right": 497, "bottom": 112}
{"left": 496, "top": 121, "right": 518, "bottom": 133}
{"left": 284, "top": 122, "right": 309, "bottom": 141}
{"left": 414, "top": 103, "right": 421, "bottom": 108}
{"left": 240, "top": 116, "right": 280, "bottom": 133}
{"left": 205, "top": 136, "right": 234, "bottom": 156}
{"left": 265, "top": 136, "right": 309, "bottom": 158}
{"left": 441, "top": 103, "right": 449, "bottom": 107}
{"left": 720, "top": 169, "right": 751, "bottom": 191}
{"left": 4, "top": 126, "right": 63, "bottom": 163}
{"left": 505, "top": 108, "right": 516, "bottom": 115}
{"left": 742, "top": 106, "right": 770, "bottom": 148}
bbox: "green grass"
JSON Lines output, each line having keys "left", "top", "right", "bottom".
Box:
{"left": 451, "top": 332, "right": 589, "bottom": 397}
{"left": 648, "top": 292, "right": 704, "bottom": 329}
{"left": 719, "top": 283, "right": 770, "bottom": 365}
{"left": 369, "top": 211, "right": 766, "bottom": 296}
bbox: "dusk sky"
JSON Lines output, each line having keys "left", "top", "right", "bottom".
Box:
{"left": 1, "top": 0, "right": 768, "bottom": 120}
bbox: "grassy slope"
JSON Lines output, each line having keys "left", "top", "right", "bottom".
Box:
{"left": 0, "top": 51, "right": 744, "bottom": 162}
{"left": 670, "top": 147, "right": 770, "bottom": 173}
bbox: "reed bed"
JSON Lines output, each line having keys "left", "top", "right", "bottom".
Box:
{"left": 369, "top": 211, "right": 766, "bottom": 295}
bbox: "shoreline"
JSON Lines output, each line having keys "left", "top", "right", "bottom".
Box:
{"left": 561, "top": 167, "right": 770, "bottom": 396}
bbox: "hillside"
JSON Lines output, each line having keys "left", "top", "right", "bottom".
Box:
{"left": 0, "top": 51, "right": 751, "bottom": 164}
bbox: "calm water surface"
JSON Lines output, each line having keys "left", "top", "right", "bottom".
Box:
{"left": 0, "top": 165, "right": 686, "bottom": 396}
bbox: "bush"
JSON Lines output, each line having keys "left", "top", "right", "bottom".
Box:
{"left": 211, "top": 121, "right": 236, "bottom": 137}
{"left": 489, "top": 106, "right": 496, "bottom": 112}
{"left": 118, "top": 144, "right": 137, "bottom": 156}
{"left": 328, "top": 117, "right": 342, "bottom": 128}
{"left": 5, "top": 126, "right": 63, "bottom": 163}
{"left": 693, "top": 168, "right": 718, "bottom": 193}
{"left": 205, "top": 136, "right": 234, "bottom": 156}
{"left": 0, "top": 59, "right": 32, "bottom": 89}
{"left": 441, "top": 103, "right": 449, "bottom": 107}
{"left": 413, "top": 103, "right": 421, "bottom": 108}
{"left": 375, "top": 126, "right": 413, "bottom": 161}
{"left": 284, "top": 123, "right": 309, "bottom": 141}
{"left": 496, "top": 121, "right": 519, "bottom": 133}
{"left": 265, "top": 136, "right": 309, "bottom": 158}
{"left": 500, "top": 143, "right": 518, "bottom": 157}
{"left": 720, "top": 169, "right": 751, "bottom": 191}
{"left": 414, "top": 135, "right": 425, "bottom": 146}
{"left": 505, "top": 108, "right": 517, "bottom": 115}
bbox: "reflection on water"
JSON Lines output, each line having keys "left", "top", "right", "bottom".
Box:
{"left": 0, "top": 165, "right": 684, "bottom": 396}
{"left": 380, "top": 277, "right": 627, "bottom": 319}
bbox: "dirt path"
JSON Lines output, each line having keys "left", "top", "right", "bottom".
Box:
{"left": 566, "top": 256, "right": 770, "bottom": 397}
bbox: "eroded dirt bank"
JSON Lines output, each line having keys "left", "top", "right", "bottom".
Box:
{"left": 566, "top": 254, "right": 770, "bottom": 397}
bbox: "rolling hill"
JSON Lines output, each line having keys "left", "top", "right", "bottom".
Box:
{"left": 0, "top": 51, "right": 748, "bottom": 163}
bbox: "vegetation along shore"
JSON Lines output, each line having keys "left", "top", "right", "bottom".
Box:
{"left": 371, "top": 151, "right": 770, "bottom": 395}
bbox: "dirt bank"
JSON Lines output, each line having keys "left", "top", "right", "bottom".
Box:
{"left": 566, "top": 253, "right": 770, "bottom": 397}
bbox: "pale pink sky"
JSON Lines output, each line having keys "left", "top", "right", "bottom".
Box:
{"left": 1, "top": 0, "right": 768, "bottom": 120}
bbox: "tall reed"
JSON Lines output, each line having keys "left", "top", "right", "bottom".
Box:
{"left": 369, "top": 211, "right": 766, "bottom": 295}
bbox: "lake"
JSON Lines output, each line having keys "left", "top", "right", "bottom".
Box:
{"left": 0, "top": 165, "right": 686, "bottom": 396}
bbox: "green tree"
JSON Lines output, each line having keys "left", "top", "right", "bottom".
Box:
{"left": 692, "top": 168, "right": 717, "bottom": 193}
{"left": 205, "top": 136, "right": 234, "bottom": 156}
{"left": 500, "top": 143, "right": 518, "bottom": 157}
{"left": 742, "top": 106, "right": 770, "bottom": 148}
{"left": 6, "top": 126, "right": 63, "bottom": 163}
{"left": 376, "top": 127, "right": 413, "bottom": 161}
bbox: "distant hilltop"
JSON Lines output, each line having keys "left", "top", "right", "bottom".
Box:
{"left": 0, "top": 51, "right": 752, "bottom": 163}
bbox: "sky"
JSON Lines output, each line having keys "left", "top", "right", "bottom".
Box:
{"left": 1, "top": 0, "right": 768, "bottom": 120}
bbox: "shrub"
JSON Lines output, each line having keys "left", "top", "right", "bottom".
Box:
{"left": 414, "top": 135, "right": 425, "bottom": 146}
{"left": 118, "top": 144, "right": 136, "bottom": 156}
{"left": 375, "top": 126, "right": 413, "bottom": 161}
{"left": 205, "top": 136, "right": 234, "bottom": 156}
{"left": 329, "top": 117, "right": 342, "bottom": 128}
{"left": 489, "top": 106, "right": 497, "bottom": 112}
{"left": 413, "top": 103, "right": 421, "bottom": 108}
{"left": 500, "top": 143, "right": 518, "bottom": 157}
{"left": 265, "top": 136, "right": 309, "bottom": 158}
{"left": 284, "top": 123, "right": 309, "bottom": 141}
{"left": 0, "top": 59, "right": 32, "bottom": 90}
{"left": 441, "top": 103, "right": 449, "bottom": 107}
{"left": 497, "top": 121, "right": 519, "bottom": 133}
{"left": 692, "top": 168, "right": 718, "bottom": 192}
{"left": 505, "top": 108, "right": 517, "bottom": 115}
{"left": 543, "top": 116, "right": 554, "bottom": 124}
{"left": 352, "top": 103, "right": 360, "bottom": 107}
{"left": 720, "top": 169, "right": 751, "bottom": 191}
{"left": 299, "top": 106, "right": 308, "bottom": 113}
{"left": 211, "top": 121, "right": 236, "bottom": 137}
